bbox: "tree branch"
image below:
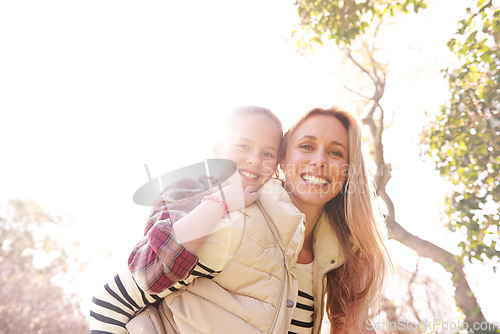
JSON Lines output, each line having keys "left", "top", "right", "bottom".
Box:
{"left": 407, "top": 257, "right": 421, "bottom": 322}
{"left": 346, "top": 47, "right": 379, "bottom": 87}
{"left": 387, "top": 218, "right": 486, "bottom": 324}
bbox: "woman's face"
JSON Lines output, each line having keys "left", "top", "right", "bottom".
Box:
{"left": 282, "top": 115, "right": 349, "bottom": 211}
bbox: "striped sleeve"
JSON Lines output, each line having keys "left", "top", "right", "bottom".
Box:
{"left": 90, "top": 262, "right": 222, "bottom": 334}
{"left": 89, "top": 269, "right": 161, "bottom": 334}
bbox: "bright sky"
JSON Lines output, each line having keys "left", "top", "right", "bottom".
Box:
{"left": 1, "top": 0, "right": 498, "bottom": 323}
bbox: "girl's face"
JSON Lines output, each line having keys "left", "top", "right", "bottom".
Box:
{"left": 281, "top": 115, "right": 349, "bottom": 212}
{"left": 216, "top": 114, "right": 281, "bottom": 190}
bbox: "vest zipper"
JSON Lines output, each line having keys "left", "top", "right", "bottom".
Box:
{"left": 255, "top": 201, "right": 306, "bottom": 333}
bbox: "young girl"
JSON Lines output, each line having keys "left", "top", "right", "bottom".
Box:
{"left": 122, "top": 107, "right": 391, "bottom": 334}
{"left": 89, "top": 105, "right": 285, "bottom": 333}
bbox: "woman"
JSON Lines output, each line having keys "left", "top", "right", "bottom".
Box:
{"left": 279, "top": 107, "right": 390, "bottom": 332}
{"left": 101, "top": 106, "right": 390, "bottom": 334}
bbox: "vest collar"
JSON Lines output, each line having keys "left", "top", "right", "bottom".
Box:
{"left": 256, "top": 179, "right": 305, "bottom": 251}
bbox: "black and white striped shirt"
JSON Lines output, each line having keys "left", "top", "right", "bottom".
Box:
{"left": 289, "top": 262, "right": 314, "bottom": 334}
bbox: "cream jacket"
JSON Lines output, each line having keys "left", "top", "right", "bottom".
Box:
{"left": 127, "top": 179, "right": 345, "bottom": 334}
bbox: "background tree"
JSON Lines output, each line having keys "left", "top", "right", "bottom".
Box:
{"left": 380, "top": 258, "right": 460, "bottom": 334}
{"left": 296, "top": 0, "right": 427, "bottom": 47}
{"left": 294, "top": 0, "right": 499, "bottom": 330}
{"left": 0, "top": 199, "right": 88, "bottom": 334}
{"left": 424, "top": 0, "right": 499, "bottom": 269}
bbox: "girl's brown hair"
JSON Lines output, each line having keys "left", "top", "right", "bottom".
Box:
{"left": 217, "top": 105, "right": 283, "bottom": 153}
{"left": 227, "top": 105, "right": 283, "bottom": 135}
{"left": 280, "top": 107, "right": 391, "bottom": 332}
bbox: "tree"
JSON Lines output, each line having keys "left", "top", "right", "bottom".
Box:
{"left": 294, "top": 0, "right": 499, "bottom": 330}
{"left": 0, "top": 199, "right": 88, "bottom": 334}
{"left": 296, "top": 0, "right": 427, "bottom": 47}
{"left": 378, "top": 258, "right": 461, "bottom": 334}
{"left": 424, "top": 0, "right": 499, "bottom": 267}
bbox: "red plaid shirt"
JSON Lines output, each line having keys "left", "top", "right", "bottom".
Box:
{"left": 128, "top": 176, "right": 218, "bottom": 294}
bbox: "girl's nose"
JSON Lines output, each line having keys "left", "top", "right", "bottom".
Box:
{"left": 247, "top": 152, "right": 262, "bottom": 165}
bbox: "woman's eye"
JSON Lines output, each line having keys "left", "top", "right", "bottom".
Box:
{"left": 237, "top": 144, "right": 249, "bottom": 150}
{"left": 329, "top": 151, "right": 343, "bottom": 158}
{"left": 299, "top": 144, "right": 313, "bottom": 150}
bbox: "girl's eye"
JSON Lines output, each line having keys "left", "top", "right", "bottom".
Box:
{"left": 263, "top": 152, "right": 275, "bottom": 158}
{"left": 237, "top": 144, "right": 249, "bottom": 150}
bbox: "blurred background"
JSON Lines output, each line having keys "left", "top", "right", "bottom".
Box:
{"left": 1, "top": 0, "right": 498, "bottom": 333}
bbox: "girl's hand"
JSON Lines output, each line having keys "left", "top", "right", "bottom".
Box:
{"left": 214, "top": 184, "right": 258, "bottom": 212}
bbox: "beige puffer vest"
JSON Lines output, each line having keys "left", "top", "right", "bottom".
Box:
{"left": 127, "top": 179, "right": 345, "bottom": 334}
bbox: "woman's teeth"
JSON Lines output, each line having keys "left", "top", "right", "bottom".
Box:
{"left": 302, "top": 174, "right": 329, "bottom": 185}
{"left": 240, "top": 171, "right": 258, "bottom": 179}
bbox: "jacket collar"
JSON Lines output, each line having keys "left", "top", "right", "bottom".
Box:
{"left": 256, "top": 179, "right": 305, "bottom": 249}
{"left": 312, "top": 210, "right": 344, "bottom": 272}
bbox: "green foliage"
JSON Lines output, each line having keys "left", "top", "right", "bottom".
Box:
{"left": 424, "top": 0, "right": 500, "bottom": 264}
{"left": 293, "top": 0, "right": 497, "bottom": 322}
{"left": 0, "top": 199, "right": 88, "bottom": 334}
{"left": 295, "top": 0, "right": 427, "bottom": 47}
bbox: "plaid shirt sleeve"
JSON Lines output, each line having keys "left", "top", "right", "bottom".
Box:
{"left": 128, "top": 209, "right": 198, "bottom": 294}
{"left": 128, "top": 177, "right": 215, "bottom": 294}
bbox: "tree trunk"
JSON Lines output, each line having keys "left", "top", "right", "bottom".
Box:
{"left": 364, "top": 110, "right": 487, "bottom": 326}
{"left": 388, "top": 217, "right": 485, "bottom": 324}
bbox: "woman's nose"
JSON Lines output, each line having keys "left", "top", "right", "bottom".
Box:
{"left": 311, "top": 150, "right": 326, "bottom": 167}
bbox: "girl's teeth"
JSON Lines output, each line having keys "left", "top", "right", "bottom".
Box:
{"left": 302, "top": 174, "right": 328, "bottom": 185}
{"left": 241, "top": 171, "right": 257, "bottom": 179}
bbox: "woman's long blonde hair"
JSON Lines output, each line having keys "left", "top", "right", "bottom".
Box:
{"left": 280, "top": 107, "right": 391, "bottom": 332}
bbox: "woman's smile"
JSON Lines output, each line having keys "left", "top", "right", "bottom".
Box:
{"left": 300, "top": 173, "right": 331, "bottom": 186}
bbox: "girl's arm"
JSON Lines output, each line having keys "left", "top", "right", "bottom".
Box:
{"left": 129, "top": 184, "right": 257, "bottom": 294}
{"left": 89, "top": 269, "right": 161, "bottom": 334}
{"left": 128, "top": 214, "right": 199, "bottom": 294}
{"left": 172, "top": 184, "right": 257, "bottom": 253}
